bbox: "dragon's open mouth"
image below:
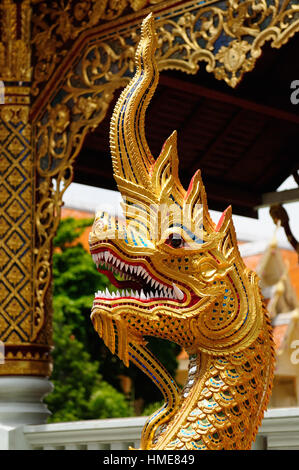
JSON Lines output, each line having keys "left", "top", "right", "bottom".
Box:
{"left": 91, "top": 247, "right": 188, "bottom": 304}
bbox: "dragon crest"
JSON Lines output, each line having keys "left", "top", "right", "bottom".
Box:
{"left": 89, "top": 14, "right": 274, "bottom": 450}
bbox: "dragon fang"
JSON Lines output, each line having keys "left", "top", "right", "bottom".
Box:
{"left": 89, "top": 14, "right": 275, "bottom": 450}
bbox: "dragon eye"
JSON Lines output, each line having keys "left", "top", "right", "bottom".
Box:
{"left": 166, "top": 234, "right": 185, "bottom": 248}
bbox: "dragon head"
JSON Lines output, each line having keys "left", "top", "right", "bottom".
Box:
{"left": 89, "top": 14, "right": 264, "bottom": 414}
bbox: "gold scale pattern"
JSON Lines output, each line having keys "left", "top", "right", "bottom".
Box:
{"left": 0, "top": 102, "right": 33, "bottom": 345}
{"left": 89, "top": 15, "right": 275, "bottom": 450}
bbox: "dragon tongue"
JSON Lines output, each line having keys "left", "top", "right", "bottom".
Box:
{"left": 172, "top": 283, "right": 184, "bottom": 300}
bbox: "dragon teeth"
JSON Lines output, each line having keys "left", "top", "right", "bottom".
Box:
{"left": 173, "top": 283, "right": 184, "bottom": 300}
{"left": 93, "top": 251, "right": 183, "bottom": 301}
{"left": 95, "top": 287, "right": 177, "bottom": 300}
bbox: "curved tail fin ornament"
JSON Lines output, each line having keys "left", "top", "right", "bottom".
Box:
{"left": 110, "top": 13, "right": 158, "bottom": 191}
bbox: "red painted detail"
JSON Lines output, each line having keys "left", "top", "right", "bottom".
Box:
{"left": 97, "top": 268, "right": 142, "bottom": 290}
{"left": 185, "top": 169, "right": 201, "bottom": 200}
{"left": 215, "top": 206, "right": 231, "bottom": 232}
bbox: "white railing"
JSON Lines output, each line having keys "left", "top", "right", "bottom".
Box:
{"left": 253, "top": 408, "right": 299, "bottom": 450}
{"left": 1, "top": 408, "right": 299, "bottom": 450}
{"left": 24, "top": 416, "right": 146, "bottom": 450}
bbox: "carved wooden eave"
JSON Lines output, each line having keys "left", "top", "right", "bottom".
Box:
{"left": 31, "top": 0, "right": 299, "bottom": 116}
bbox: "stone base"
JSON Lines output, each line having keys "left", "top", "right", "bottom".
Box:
{"left": 0, "top": 376, "right": 53, "bottom": 426}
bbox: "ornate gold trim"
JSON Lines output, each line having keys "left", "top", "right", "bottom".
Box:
{"left": 32, "top": 0, "right": 299, "bottom": 114}
{"left": 0, "top": 98, "right": 54, "bottom": 375}
{"left": 31, "top": 0, "right": 168, "bottom": 96}
{"left": 0, "top": 0, "right": 53, "bottom": 376}
{"left": 0, "top": 0, "right": 31, "bottom": 82}
{"left": 0, "top": 356, "right": 52, "bottom": 376}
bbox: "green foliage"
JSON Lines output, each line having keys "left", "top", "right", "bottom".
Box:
{"left": 45, "top": 318, "right": 101, "bottom": 422}
{"left": 46, "top": 316, "right": 132, "bottom": 422}
{"left": 142, "top": 400, "right": 164, "bottom": 417}
{"left": 46, "top": 217, "right": 132, "bottom": 422}
{"left": 89, "top": 383, "right": 133, "bottom": 419}
{"left": 52, "top": 218, "right": 110, "bottom": 348}
{"left": 53, "top": 217, "right": 93, "bottom": 249}
{"left": 125, "top": 337, "right": 180, "bottom": 405}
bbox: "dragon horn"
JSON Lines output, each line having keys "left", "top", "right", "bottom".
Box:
{"left": 110, "top": 13, "right": 158, "bottom": 191}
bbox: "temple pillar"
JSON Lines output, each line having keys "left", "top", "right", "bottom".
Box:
{"left": 0, "top": 0, "right": 52, "bottom": 426}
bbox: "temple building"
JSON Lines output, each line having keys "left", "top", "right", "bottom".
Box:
{"left": 1, "top": 0, "right": 299, "bottom": 449}
{"left": 246, "top": 236, "right": 299, "bottom": 408}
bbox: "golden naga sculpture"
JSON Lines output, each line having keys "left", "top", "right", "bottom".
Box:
{"left": 89, "top": 14, "right": 274, "bottom": 450}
